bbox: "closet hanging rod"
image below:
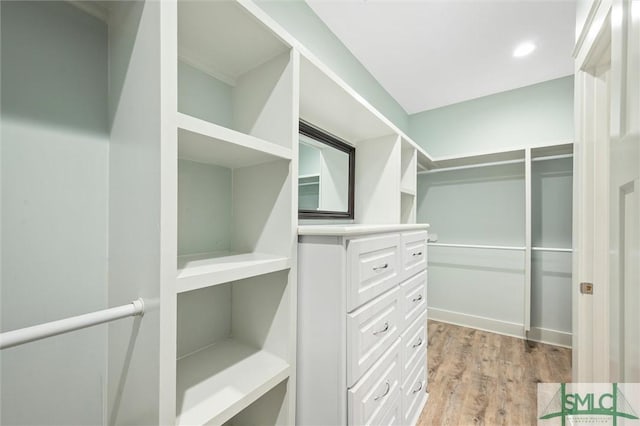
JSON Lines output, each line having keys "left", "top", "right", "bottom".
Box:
{"left": 428, "top": 242, "right": 526, "bottom": 251}
{"left": 531, "top": 247, "right": 573, "bottom": 253}
{"left": 0, "top": 298, "right": 145, "bottom": 350}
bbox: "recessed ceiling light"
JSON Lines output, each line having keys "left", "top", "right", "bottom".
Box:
{"left": 513, "top": 41, "right": 536, "bottom": 58}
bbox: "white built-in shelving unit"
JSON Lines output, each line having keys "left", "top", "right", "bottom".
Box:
{"left": 3, "top": 0, "right": 437, "bottom": 424}
{"left": 418, "top": 141, "right": 573, "bottom": 347}
{"left": 298, "top": 55, "right": 431, "bottom": 225}
{"left": 175, "top": 1, "right": 297, "bottom": 424}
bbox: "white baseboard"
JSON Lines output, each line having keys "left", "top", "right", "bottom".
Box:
{"left": 427, "top": 308, "right": 572, "bottom": 349}
{"left": 428, "top": 308, "right": 524, "bottom": 339}
{"left": 528, "top": 327, "right": 572, "bottom": 349}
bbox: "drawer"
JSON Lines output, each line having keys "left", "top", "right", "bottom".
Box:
{"left": 402, "top": 356, "right": 427, "bottom": 426}
{"left": 347, "top": 286, "right": 401, "bottom": 386}
{"left": 348, "top": 339, "right": 402, "bottom": 426}
{"left": 401, "top": 310, "right": 427, "bottom": 382}
{"left": 401, "top": 231, "right": 427, "bottom": 279}
{"left": 347, "top": 234, "right": 401, "bottom": 311}
{"left": 401, "top": 271, "right": 427, "bottom": 328}
{"left": 375, "top": 389, "right": 402, "bottom": 426}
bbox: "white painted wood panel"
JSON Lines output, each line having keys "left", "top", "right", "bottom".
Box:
{"left": 355, "top": 134, "right": 402, "bottom": 224}
{"left": 299, "top": 57, "right": 395, "bottom": 143}
{"left": 347, "top": 340, "right": 402, "bottom": 426}
{"left": 234, "top": 51, "right": 295, "bottom": 149}
{"left": 347, "top": 287, "right": 402, "bottom": 387}
{"left": 401, "top": 231, "right": 428, "bottom": 280}
{"left": 298, "top": 224, "right": 428, "bottom": 236}
{"left": 376, "top": 391, "right": 402, "bottom": 426}
{"left": 401, "top": 356, "right": 427, "bottom": 426}
{"left": 297, "top": 237, "right": 348, "bottom": 426}
{"left": 400, "top": 311, "right": 427, "bottom": 381}
{"left": 177, "top": 113, "right": 292, "bottom": 168}
{"left": 400, "top": 272, "right": 427, "bottom": 329}
{"left": 347, "top": 234, "right": 402, "bottom": 311}
{"left": 107, "top": 1, "right": 174, "bottom": 423}
{"left": 177, "top": 252, "right": 291, "bottom": 293}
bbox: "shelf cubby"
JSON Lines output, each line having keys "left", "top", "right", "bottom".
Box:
{"left": 401, "top": 139, "right": 418, "bottom": 196}
{"left": 177, "top": 156, "right": 292, "bottom": 290}
{"left": 178, "top": 0, "right": 294, "bottom": 149}
{"left": 176, "top": 339, "right": 290, "bottom": 426}
{"left": 176, "top": 271, "right": 293, "bottom": 425}
{"left": 401, "top": 191, "right": 417, "bottom": 224}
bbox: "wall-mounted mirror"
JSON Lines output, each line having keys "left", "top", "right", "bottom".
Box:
{"left": 298, "top": 120, "right": 355, "bottom": 219}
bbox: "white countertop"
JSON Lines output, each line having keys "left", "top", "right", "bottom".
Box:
{"left": 297, "top": 223, "right": 429, "bottom": 236}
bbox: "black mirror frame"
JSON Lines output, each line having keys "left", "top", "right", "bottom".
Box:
{"left": 298, "top": 120, "right": 355, "bottom": 219}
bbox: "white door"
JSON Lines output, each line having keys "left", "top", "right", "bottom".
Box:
{"left": 608, "top": 0, "right": 640, "bottom": 382}
{"left": 574, "top": 0, "right": 640, "bottom": 382}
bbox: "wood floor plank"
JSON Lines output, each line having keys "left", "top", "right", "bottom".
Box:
{"left": 417, "top": 320, "right": 572, "bottom": 426}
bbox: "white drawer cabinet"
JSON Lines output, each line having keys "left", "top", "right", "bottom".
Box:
{"left": 347, "top": 287, "right": 402, "bottom": 386}
{"left": 298, "top": 225, "right": 429, "bottom": 426}
{"left": 348, "top": 339, "right": 402, "bottom": 425}
{"left": 401, "top": 271, "right": 427, "bottom": 329}
{"left": 347, "top": 234, "right": 402, "bottom": 311}
{"left": 401, "top": 310, "right": 427, "bottom": 381}
{"left": 401, "top": 231, "right": 428, "bottom": 280}
{"left": 401, "top": 358, "right": 427, "bottom": 426}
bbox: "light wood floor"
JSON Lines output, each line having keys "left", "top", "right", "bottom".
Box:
{"left": 417, "top": 321, "right": 572, "bottom": 426}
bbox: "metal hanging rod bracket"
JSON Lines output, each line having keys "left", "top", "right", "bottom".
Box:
{"left": 0, "top": 298, "right": 145, "bottom": 350}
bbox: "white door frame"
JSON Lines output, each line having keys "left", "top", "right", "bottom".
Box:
{"left": 573, "top": 0, "right": 640, "bottom": 382}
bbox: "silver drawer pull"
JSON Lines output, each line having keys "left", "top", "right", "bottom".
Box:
{"left": 412, "top": 337, "right": 423, "bottom": 348}
{"left": 412, "top": 382, "right": 423, "bottom": 394}
{"left": 373, "top": 263, "right": 389, "bottom": 271}
{"left": 374, "top": 381, "right": 391, "bottom": 401}
{"left": 412, "top": 294, "right": 423, "bottom": 303}
{"left": 373, "top": 322, "right": 389, "bottom": 335}
{"left": 412, "top": 251, "right": 423, "bottom": 257}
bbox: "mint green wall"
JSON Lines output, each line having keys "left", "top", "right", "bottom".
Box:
{"left": 1, "top": 2, "right": 108, "bottom": 424}
{"left": 409, "top": 76, "right": 574, "bottom": 158}
{"left": 178, "top": 61, "right": 233, "bottom": 128}
{"left": 178, "top": 159, "right": 232, "bottom": 256}
{"left": 255, "top": 0, "right": 409, "bottom": 133}
{"left": 417, "top": 163, "right": 526, "bottom": 246}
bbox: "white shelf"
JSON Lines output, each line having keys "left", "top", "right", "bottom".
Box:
{"left": 401, "top": 187, "right": 416, "bottom": 196}
{"left": 177, "top": 252, "right": 291, "bottom": 294}
{"left": 176, "top": 339, "right": 290, "bottom": 426}
{"left": 298, "top": 223, "right": 428, "bottom": 236}
{"left": 531, "top": 143, "right": 573, "bottom": 159}
{"left": 299, "top": 57, "right": 394, "bottom": 143}
{"left": 177, "top": 113, "right": 292, "bottom": 169}
{"left": 431, "top": 149, "right": 525, "bottom": 170}
{"left": 428, "top": 242, "right": 526, "bottom": 251}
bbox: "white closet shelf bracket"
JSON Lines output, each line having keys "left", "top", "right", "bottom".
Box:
{"left": 0, "top": 298, "right": 145, "bottom": 350}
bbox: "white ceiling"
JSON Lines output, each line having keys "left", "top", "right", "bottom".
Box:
{"left": 306, "top": 0, "right": 576, "bottom": 114}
